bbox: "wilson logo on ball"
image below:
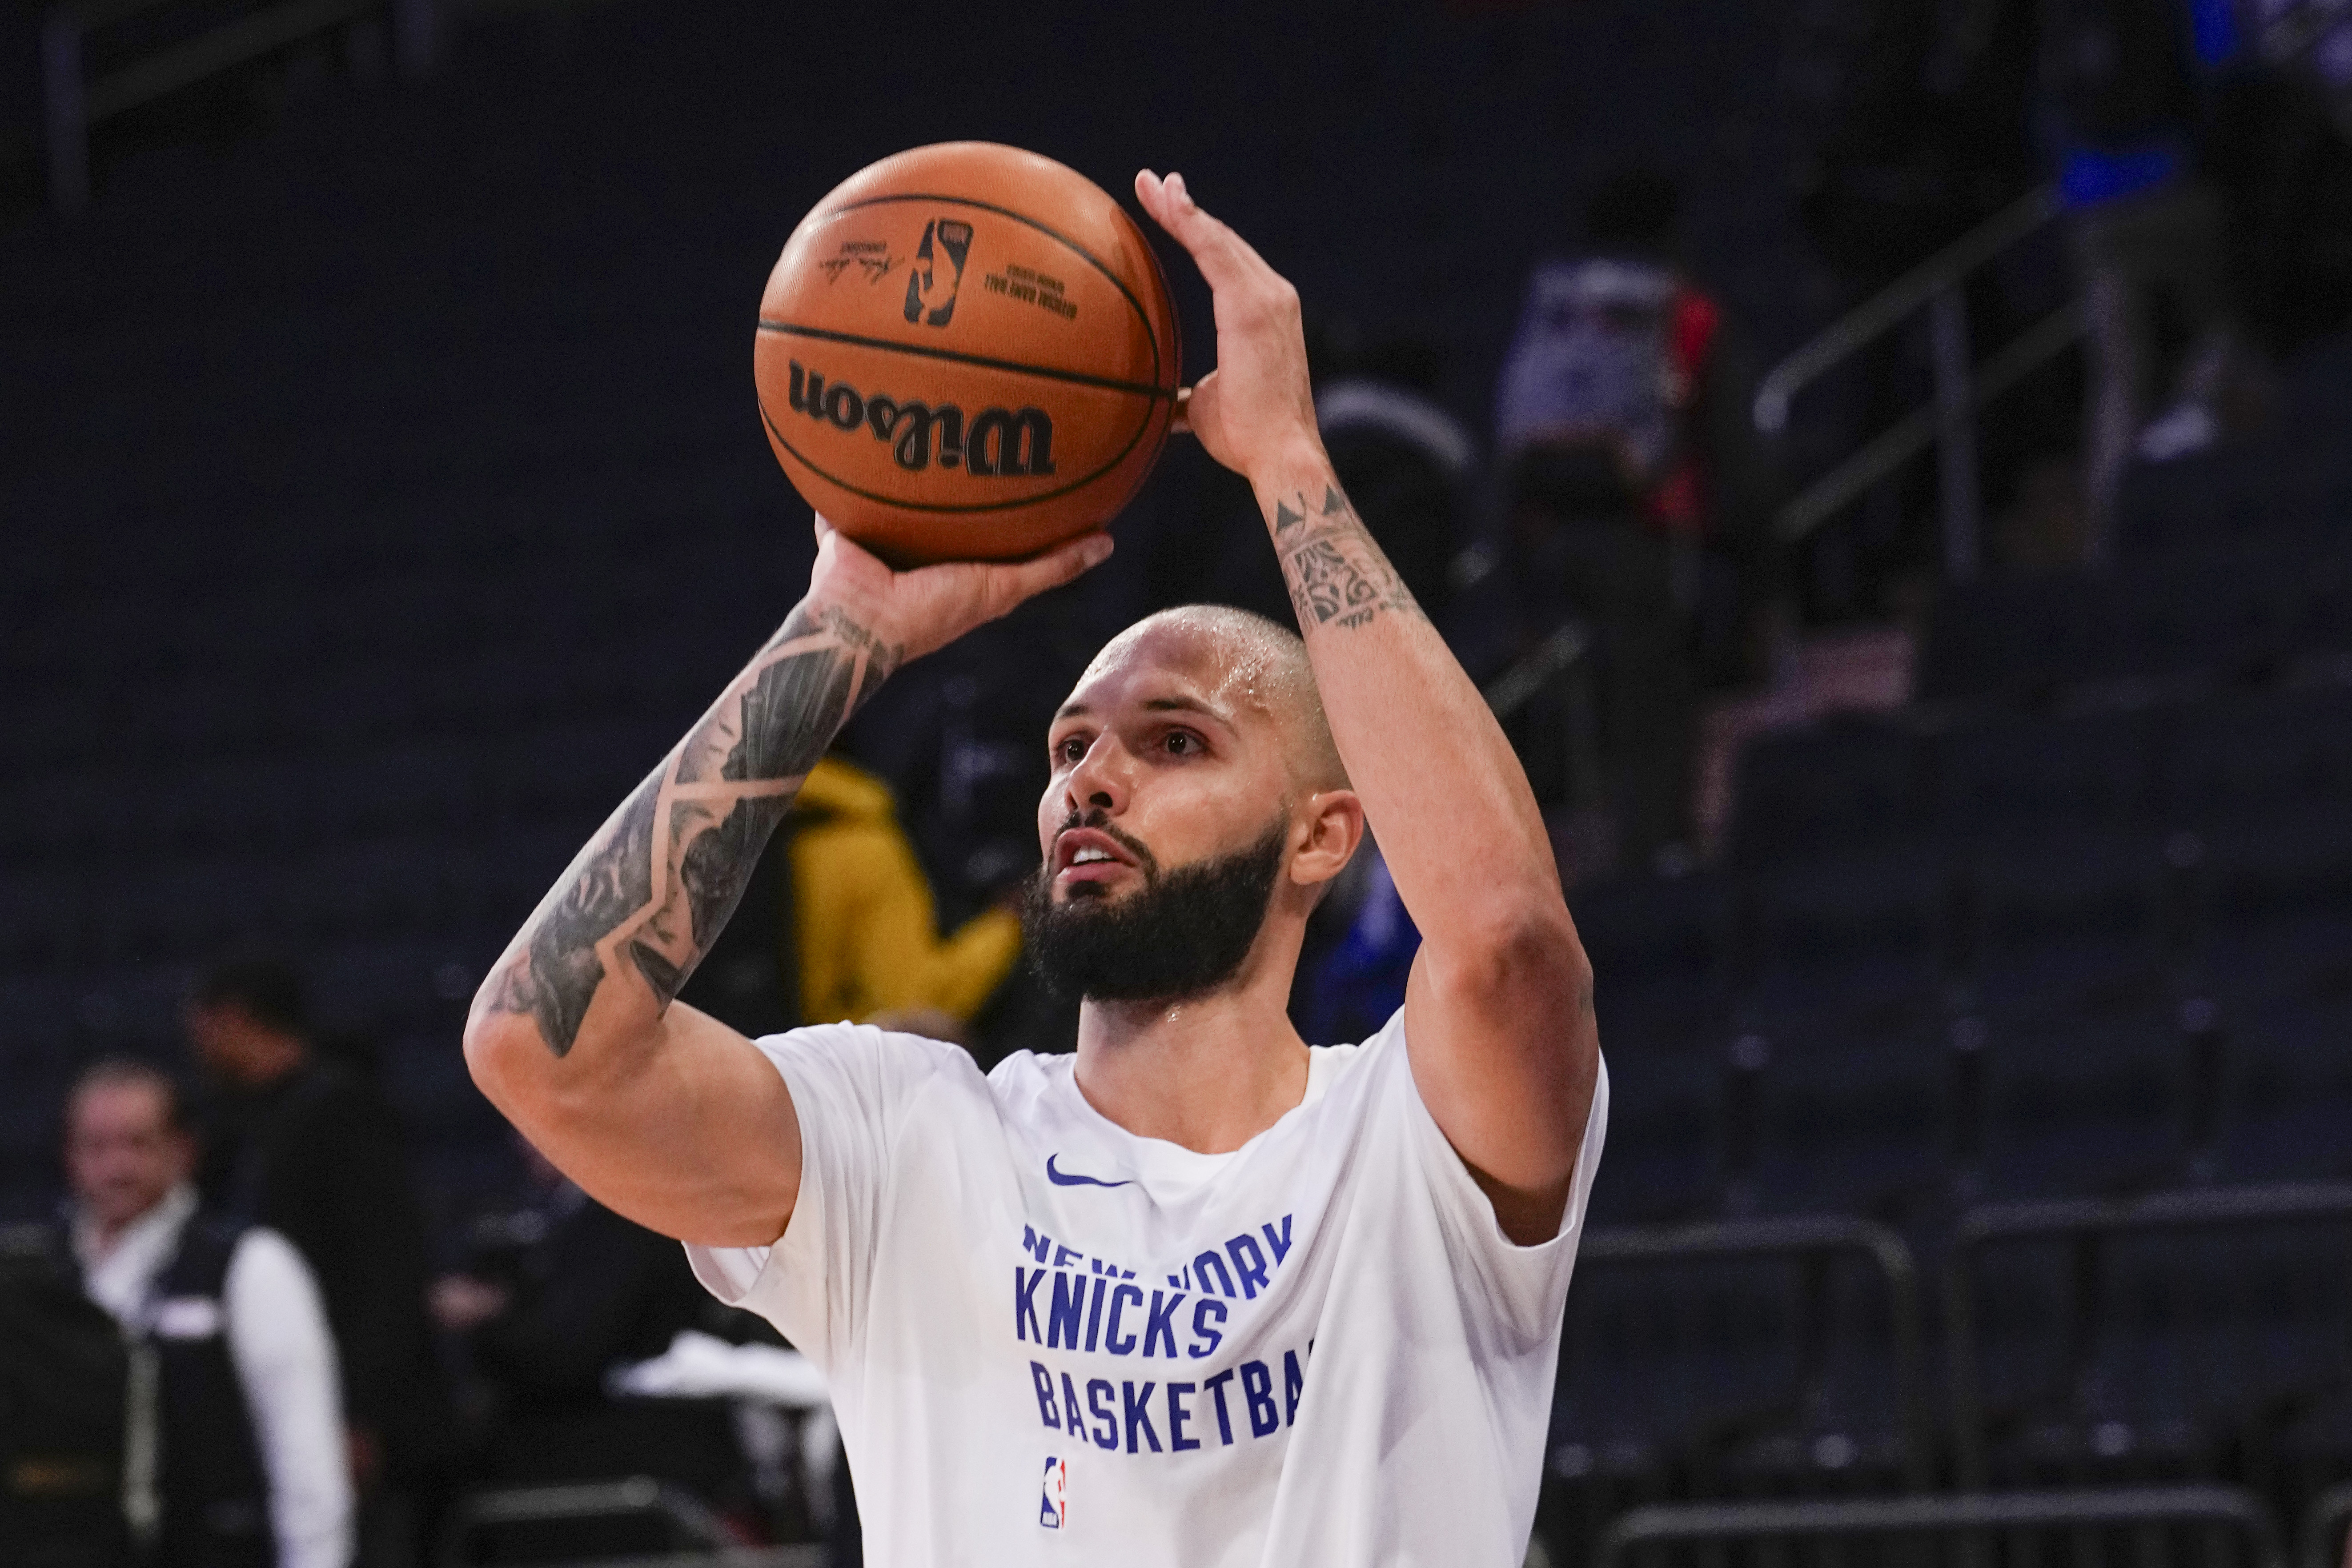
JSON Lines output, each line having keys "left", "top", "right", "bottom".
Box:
{"left": 784, "top": 360, "right": 1056, "bottom": 477}
{"left": 903, "top": 218, "right": 974, "bottom": 328}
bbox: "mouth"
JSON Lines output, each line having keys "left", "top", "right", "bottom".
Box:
{"left": 1052, "top": 826, "right": 1143, "bottom": 887}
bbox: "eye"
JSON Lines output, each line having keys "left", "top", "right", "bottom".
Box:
{"left": 1054, "top": 734, "right": 1088, "bottom": 766}
{"left": 1163, "top": 730, "right": 1201, "bottom": 756}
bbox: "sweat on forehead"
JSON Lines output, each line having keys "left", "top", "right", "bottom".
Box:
{"left": 1073, "top": 606, "right": 1349, "bottom": 791}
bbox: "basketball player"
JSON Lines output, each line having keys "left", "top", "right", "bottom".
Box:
{"left": 465, "top": 171, "right": 1605, "bottom": 1565}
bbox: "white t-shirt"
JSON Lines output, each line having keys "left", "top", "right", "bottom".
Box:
{"left": 689, "top": 1010, "right": 1608, "bottom": 1567}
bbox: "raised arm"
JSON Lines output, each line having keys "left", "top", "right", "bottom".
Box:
{"left": 1137, "top": 171, "right": 1598, "bottom": 1244}
{"left": 464, "top": 521, "right": 1112, "bottom": 1246}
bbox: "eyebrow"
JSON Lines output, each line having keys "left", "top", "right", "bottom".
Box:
{"left": 1142, "top": 695, "right": 1229, "bottom": 723}
{"left": 1051, "top": 694, "right": 1234, "bottom": 724}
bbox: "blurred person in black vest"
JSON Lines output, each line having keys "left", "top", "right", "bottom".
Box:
{"left": 185, "top": 957, "right": 448, "bottom": 1564}
{"left": 63, "top": 1058, "right": 352, "bottom": 1568}
{"left": 428, "top": 1133, "right": 730, "bottom": 1492}
{"left": 1489, "top": 171, "right": 1775, "bottom": 871}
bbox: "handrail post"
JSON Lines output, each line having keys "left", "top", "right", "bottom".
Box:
{"left": 1928, "top": 285, "right": 1983, "bottom": 583}
{"left": 42, "top": 12, "right": 89, "bottom": 213}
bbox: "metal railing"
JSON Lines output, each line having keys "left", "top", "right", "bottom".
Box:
{"left": 1597, "top": 1484, "right": 2284, "bottom": 1568}
{"left": 1945, "top": 1183, "right": 2352, "bottom": 1491}
{"left": 439, "top": 1476, "right": 739, "bottom": 1567}
{"left": 42, "top": 0, "right": 436, "bottom": 211}
{"left": 1572, "top": 1215, "right": 1934, "bottom": 1491}
{"left": 1482, "top": 619, "right": 1600, "bottom": 814}
{"left": 1754, "top": 185, "right": 2086, "bottom": 581}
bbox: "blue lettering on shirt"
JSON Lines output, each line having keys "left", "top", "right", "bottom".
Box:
{"left": 1030, "top": 1361, "right": 1059, "bottom": 1428}
{"left": 1166, "top": 1381, "right": 1200, "bottom": 1451}
{"left": 1203, "top": 1368, "right": 1237, "bottom": 1445}
{"left": 1060, "top": 1372, "right": 1084, "bottom": 1438}
{"left": 1189, "top": 1298, "right": 1227, "bottom": 1359}
{"left": 1262, "top": 1214, "right": 1294, "bottom": 1266}
{"left": 1241, "top": 1359, "right": 1279, "bottom": 1436}
{"left": 1122, "top": 1380, "right": 1161, "bottom": 1452}
{"left": 1048, "top": 1272, "right": 1085, "bottom": 1350}
{"left": 1284, "top": 1348, "right": 1307, "bottom": 1425}
{"left": 1104, "top": 1283, "right": 1144, "bottom": 1355}
{"left": 1052, "top": 1244, "right": 1084, "bottom": 1268}
{"left": 1084, "top": 1275, "right": 1107, "bottom": 1352}
{"left": 1015, "top": 1267, "right": 1045, "bottom": 1342}
{"left": 1021, "top": 1227, "right": 1051, "bottom": 1264}
{"left": 1086, "top": 1378, "right": 1118, "bottom": 1451}
{"left": 1226, "top": 1233, "right": 1271, "bottom": 1299}
{"left": 1142, "top": 1290, "right": 1184, "bottom": 1358}
{"left": 1192, "top": 1249, "right": 1235, "bottom": 1299}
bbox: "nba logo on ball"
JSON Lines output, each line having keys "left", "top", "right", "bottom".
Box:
{"left": 1038, "top": 1456, "right": 1067, "bottom": 1528}
{"left": 905, "top": 218, "right": 973, "bottom": 327}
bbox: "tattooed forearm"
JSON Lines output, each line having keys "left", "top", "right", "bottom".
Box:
{"left": 483, "top": 599, "right": 903, "bottom": 1056}
{"left": 1272, "top": 482, "right": 1424, "bottom": 632}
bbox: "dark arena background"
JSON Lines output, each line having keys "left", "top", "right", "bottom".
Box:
{"left": 7, "top": 2, "right": 2352, "bottom": 1566}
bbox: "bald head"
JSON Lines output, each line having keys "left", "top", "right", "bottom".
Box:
{"left": 1083, "top": 606, "right": 1349, "bottom": 794}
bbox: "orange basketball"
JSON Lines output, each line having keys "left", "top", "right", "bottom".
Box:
{"left": 754, "top": 143, "right": 1181, "bottom": 566}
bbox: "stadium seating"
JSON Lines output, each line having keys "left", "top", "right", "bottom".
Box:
{"left": 6, "top": 2, "right": 2351, "bottom": 1559}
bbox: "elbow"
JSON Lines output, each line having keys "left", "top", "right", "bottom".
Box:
{"left": 462, "top": 992, "right": 544, "bottom": 1119}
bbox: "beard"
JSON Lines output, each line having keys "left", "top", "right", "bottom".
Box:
{"left": 1020, "top": 815, "right": 1289, "bottom": 1004}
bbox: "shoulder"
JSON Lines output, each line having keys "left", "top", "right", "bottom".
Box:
{"left": 756, "top": 1021, "right": 978, "bottom": 1075}
{"left": 750, "top": 1023, "right": 991, "bottom": 1123}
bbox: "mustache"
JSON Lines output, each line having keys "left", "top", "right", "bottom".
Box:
{"left": 1054, "top": 809, "right": 1161, "bottom": 880}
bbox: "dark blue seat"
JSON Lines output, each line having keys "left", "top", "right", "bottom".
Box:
{"left": 1729, "top": 718, "right": 1930, "bottom": 871}
{"left": 1579, "top": 871, "right": 1734, "bottom": 1057}
{"left": 1935, "top": 709, "right": 2164, "bottom": 848}
{"left": 1553, "top": 1246, "right": 1917, "bottom": 1491}
{"left": 1962, "top": 1207, "right": 2352, "bottom": 1481}
{"left": 2212, "top": 996, "right": 2352, "bottom": 1183}
{"left": 1974, "top": 1009, "right": 2188, "bottom": 1200}
{"left": 1740, "top": 850, "right": 1951, "bottom": 1043}
{"left": 2194, "top": 812, "right": 2352, "bottom": 1004}
{"left": 1583, "top": 1047, "right": 1725, "bottom": 1227}
{"left": 2162, "top": 684, "right": 2352, "bottom": 832}
{"left": 1963, "top": 838, "right": 2174, "bottom": 1022}
{"left": 1745, "top": 1035, "right": 1952, "bottom": 1219}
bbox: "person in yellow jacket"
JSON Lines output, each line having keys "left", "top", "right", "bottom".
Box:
{"left": 787, "top": 753, "right": 1023, "bottom": 1034}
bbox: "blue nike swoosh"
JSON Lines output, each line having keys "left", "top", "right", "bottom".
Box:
{"left": 1046, "top": 1154, "right": 1132, "bottom": 1189}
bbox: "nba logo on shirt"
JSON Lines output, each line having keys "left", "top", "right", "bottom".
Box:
{"left": 1038, "top": 1456, "right": 1067, "bottom": 1529}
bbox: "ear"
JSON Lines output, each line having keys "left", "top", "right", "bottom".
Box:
{"left": 1288, "top": 790, "right": 1365, "bottom": 890}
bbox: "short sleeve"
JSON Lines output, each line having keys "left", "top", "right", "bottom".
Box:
{"left": 684, "top": 1023, "right": 967, "bottom": 1370}
{"left": 1402, "top": 1046, "right": 1609, "bottom": 1349}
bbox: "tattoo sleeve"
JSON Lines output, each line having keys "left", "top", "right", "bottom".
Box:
{"left": 482, "top": 601, "right": 903, "bottom": 1056}
{"left": 1272, "top": 482, "right": 1424, "bottom": 633}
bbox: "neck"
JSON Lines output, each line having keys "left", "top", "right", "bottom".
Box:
{"left": 84, "top": 1183, "right": 186, "bottom": 1258}
{"left": 1070, "top": 926, "right": 1309, "bottom": 1155}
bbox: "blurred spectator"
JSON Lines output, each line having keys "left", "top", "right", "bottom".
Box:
{"left": 2043, "top": 0, "right": 2257, "bottom": 539}
{"left": 1490, "top": 171, "right": 1777, "bottom": 869}
{"left": 185, "top": 957, "right": 448, "bottom": 1560}
{"left": 1295, "top": 839, "right": 1421, "bottom": 1048}
{"left": 684, "top": 754, "right": 1024, "bottom": 1043}
{"left": 63, "top": 1059, "right": 352, "bottom": 1568}
{"left": 791, "top": 754, "right": 1023, "bottom": 1028}
{"left": 1313, "top": 336, "right": 1477, "bottom": 621}
{"left": 429, "top": 1136, "right": 731, "bottom": 1493}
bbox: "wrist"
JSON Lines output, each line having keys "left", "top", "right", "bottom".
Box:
{"left": 1247, "top": 434, "right": 1335, "bottom": 510}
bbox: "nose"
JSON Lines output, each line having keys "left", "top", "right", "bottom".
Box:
{"left": 1061, "top": 733, "right": 1129, "bottom": 819}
